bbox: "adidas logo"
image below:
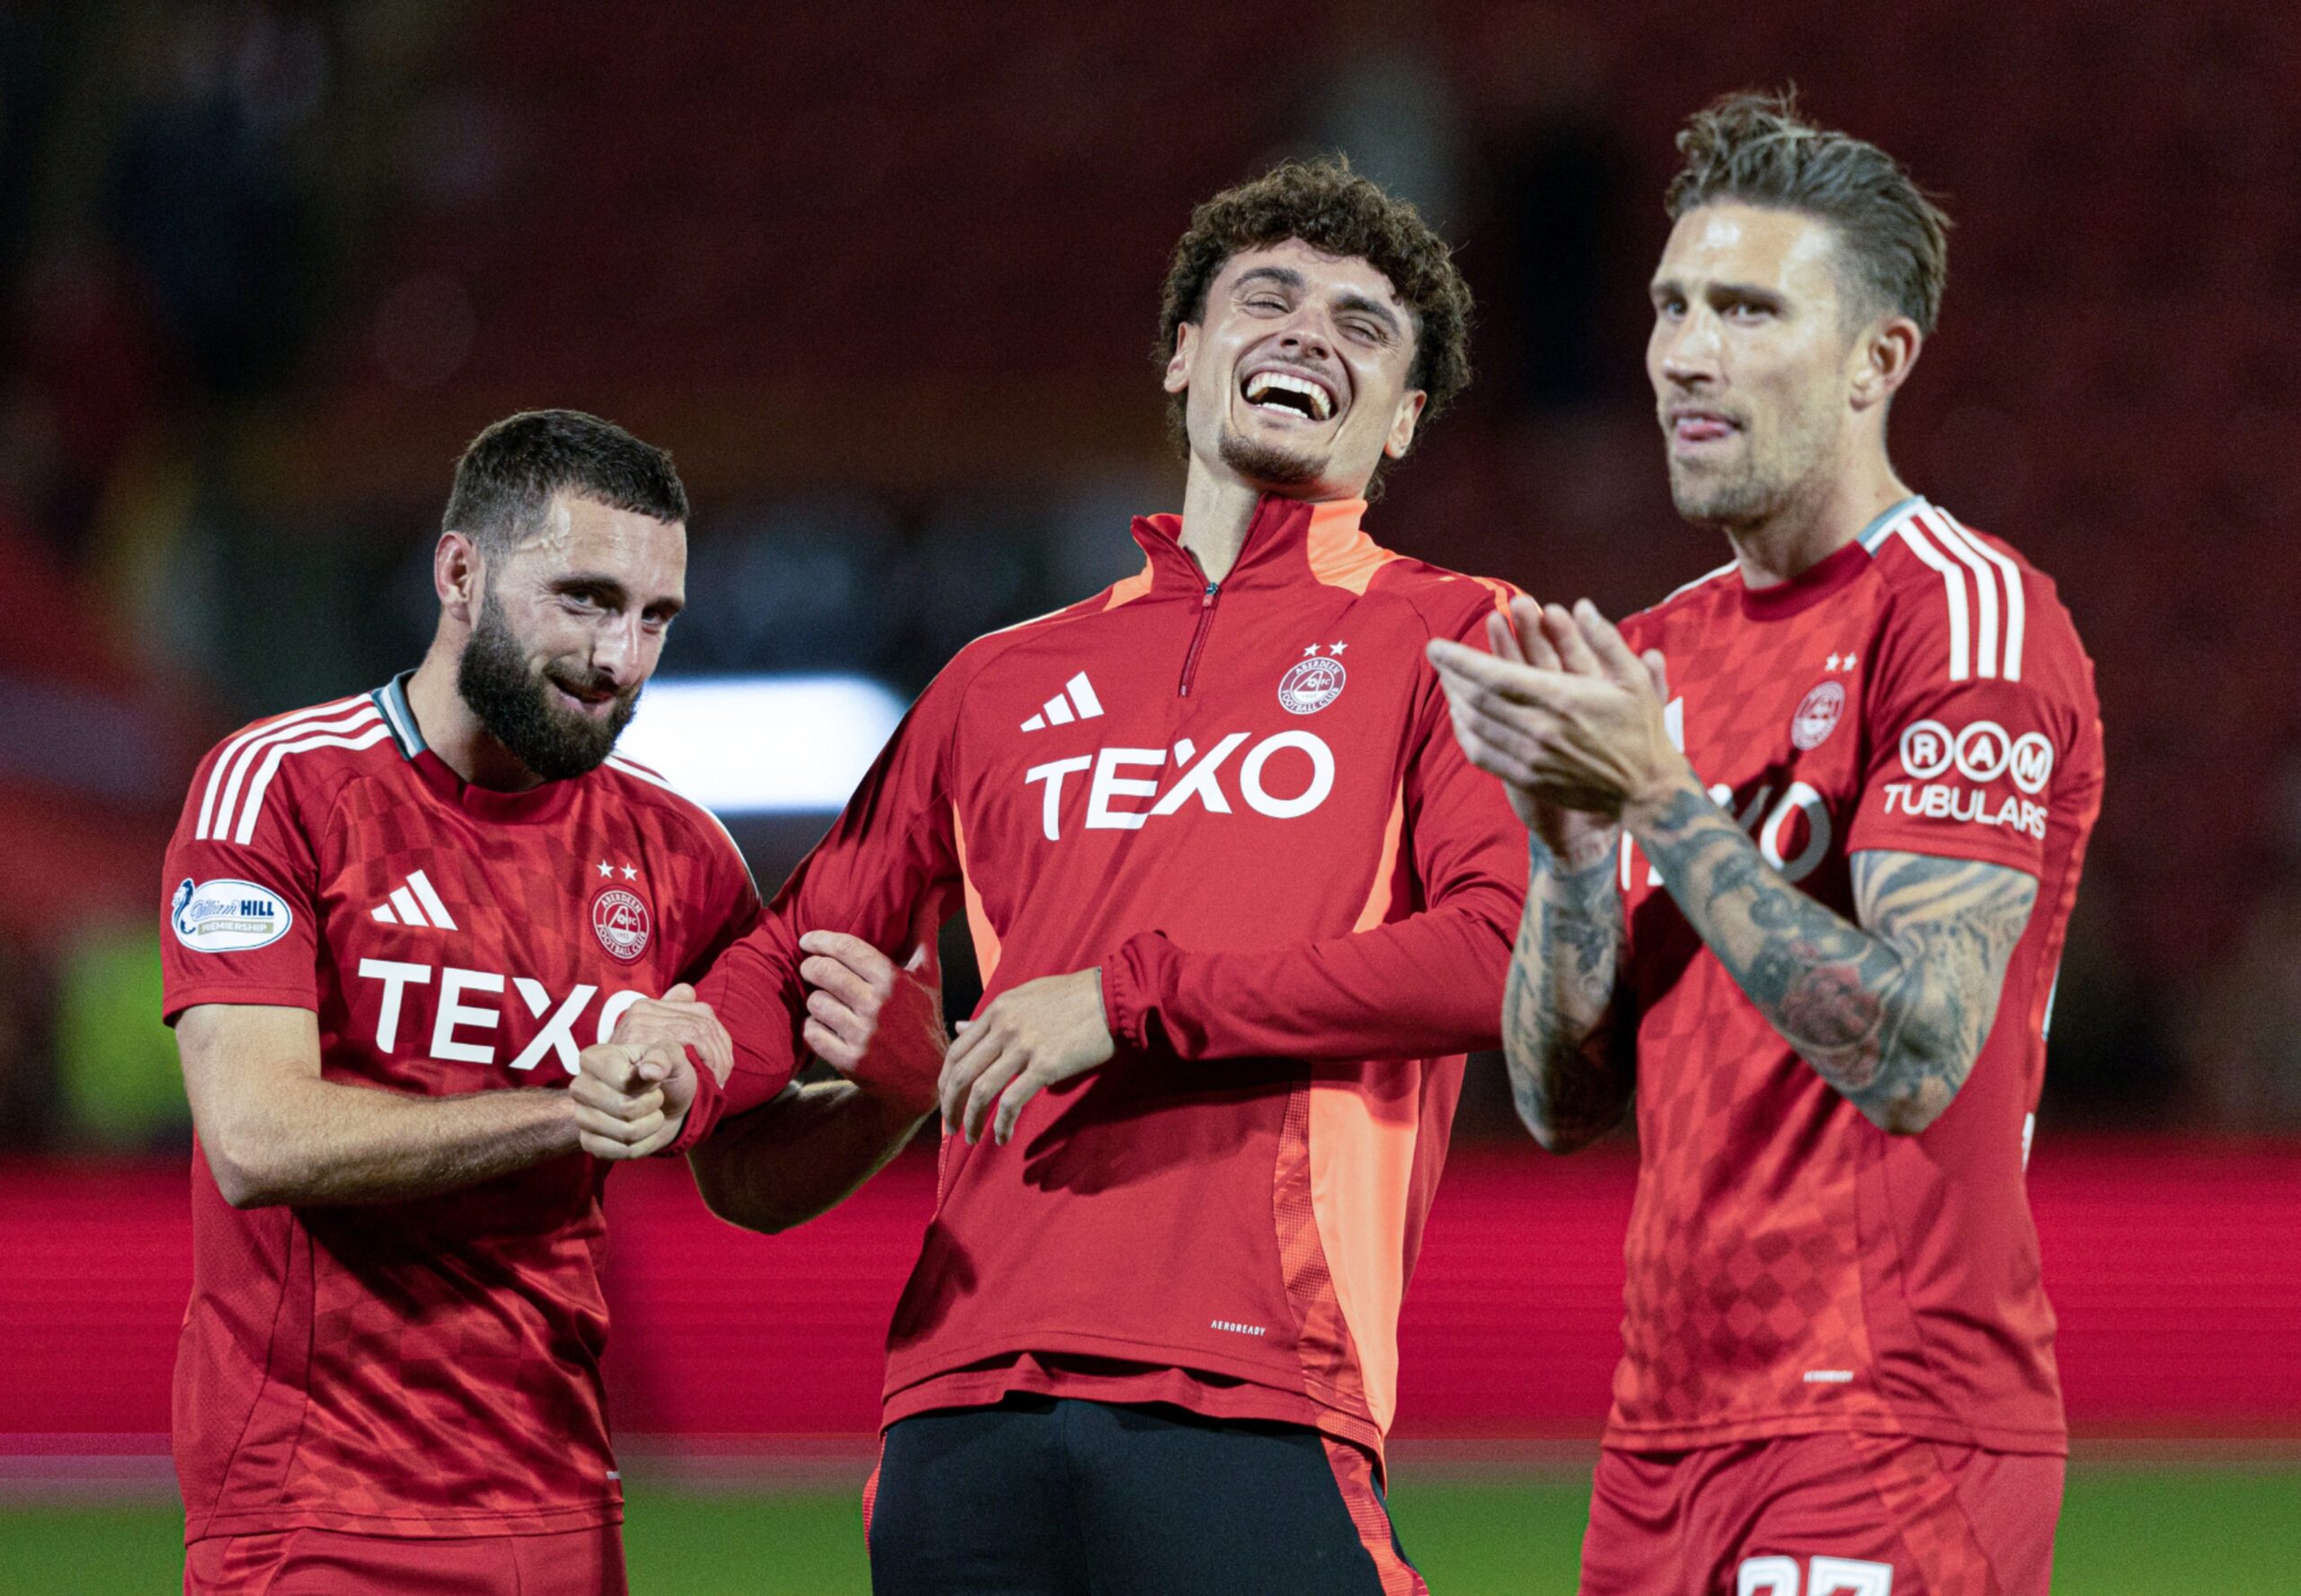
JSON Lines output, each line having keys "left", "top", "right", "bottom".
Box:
{"left": 1020, "top": 672, "right": 1104, "bottom": 732}
{"left": 369, "top": 869, "right": 459, "bottom": 931}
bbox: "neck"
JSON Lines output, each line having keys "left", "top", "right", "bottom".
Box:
{"left": 1177, "top": 453, "right": 1368, "bottom": 584}
{"left": 404, "top": 634, "right": 546, "bottom": 792}
{"left": 1726, "top": 449, "right": 1910, "bottom": 589}
{"left": 1177, "top": 462, "right": 1264, "bottom": 585}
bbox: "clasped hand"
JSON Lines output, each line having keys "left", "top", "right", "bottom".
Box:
{"left": 1426, "top": 596, "right": 1684, "bottom": 860}
{"left": 573, "top": 932, "right": 948, "bottom": 1162}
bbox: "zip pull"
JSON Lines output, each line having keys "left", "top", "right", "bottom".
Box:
{"left": 1178, "top": 580, "right": 1222, "bottom": 697}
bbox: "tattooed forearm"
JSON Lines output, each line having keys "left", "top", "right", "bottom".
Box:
{"left": 1630, "top": 770, "right": 2038, "bottom": 1133}
{"left": 1503, "top": 835, "right": 1636, "bottom": 1151}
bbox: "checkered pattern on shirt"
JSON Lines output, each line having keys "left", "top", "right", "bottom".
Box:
{"left": 163, "top": 716, "right": 759, "bottom": 1540}
{"left": 1605, "top": 526, "right": 2098, "bottom": 1455}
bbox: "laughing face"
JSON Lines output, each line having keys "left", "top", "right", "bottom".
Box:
{"left": 454, "top": 492, "right": 685, "bottom": 781}
{"left": 1648, "top": 201, "right": 1874, "bottom": 530}
{"left": 1164, "top": 238, "right": 1426, "bottom": 500}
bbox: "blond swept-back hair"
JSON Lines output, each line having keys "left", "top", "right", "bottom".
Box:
{"left": 1667, "top": 90, "right": 1952, "bottom": 335}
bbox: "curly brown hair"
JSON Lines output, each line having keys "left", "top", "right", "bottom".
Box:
{"left": 1667, "top": 89, "right": 1951, "bottom": 335}
{"left": 1157, "top": 156, "right": 1474, "bottom": 438}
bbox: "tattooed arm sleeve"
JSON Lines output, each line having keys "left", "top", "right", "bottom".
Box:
{"left": 1631, "top": 771, "right": 2038, "bottom": 1134}
{"left": 1503, "top": 833, "right": 1637, "bottom": 1152}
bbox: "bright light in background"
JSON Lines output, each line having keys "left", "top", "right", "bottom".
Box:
{"left": 617, "top": 675, "right": 906, "bottom": 814}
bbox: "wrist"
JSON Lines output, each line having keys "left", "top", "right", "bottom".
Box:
{"left": 1621, "top": 754, "right": 1700, "bottom": 837}
{"left": 1533, "top": 825, "right": 1621, "bottom": 876}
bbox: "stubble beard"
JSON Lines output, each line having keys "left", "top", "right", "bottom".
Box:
{"left": 456, "top": 586, "right": 638, "bottom": 782}
{"left": 1217, "top": 422, "right": 1326, "bottom": 490}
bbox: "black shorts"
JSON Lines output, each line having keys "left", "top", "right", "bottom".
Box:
{"left": 865, "top": 1396, "right": 1424, "bottom": 1595}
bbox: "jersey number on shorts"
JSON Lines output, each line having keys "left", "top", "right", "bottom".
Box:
{"left": 1739, "top": 1555, "right": 1893, "bottom": 1596}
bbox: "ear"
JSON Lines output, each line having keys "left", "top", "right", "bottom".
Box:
{"left": 435, "top": 531, "right": 482, "bottom": 623}
{"left": 1383, "top": 389, "right": 1428, "bottom": 460}
{"left": 1162, "top": 324, "right": 1198, "bottom": 395}
{"left": 1849, "top": 315, "right": 1923, "bottom": 413}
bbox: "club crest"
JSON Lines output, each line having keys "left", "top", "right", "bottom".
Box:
{"left": 591, "top": 885, "right": 652, "bottom": 962}
{"left": 1791, "top": 680, "right": 1846, "bottom": 751}
{"left": 1278, "top": 646, "right": 1347, "bottom": 715}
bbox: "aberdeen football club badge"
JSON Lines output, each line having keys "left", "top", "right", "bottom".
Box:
{"left": 1278, "top": 643, "right": 1347, "bottom": 714}
{"left": 591, "top": 883, "right": 652, "bottom": 962}
{"left": 1791, "top": 680, "right": 1846, "bottom": 751}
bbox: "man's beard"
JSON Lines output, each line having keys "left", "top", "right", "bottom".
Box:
{"left": 1667, "top": 453, "right": 1784, "bottom": 528}
{"left": 456, "top": 589, "right": 638, "bottom": 781}
{"left": 1218, "top": 423, "right": 1325, "bottom": 489}
{"left": 1666, "top": 412, "right": 1832, "bottom": 532}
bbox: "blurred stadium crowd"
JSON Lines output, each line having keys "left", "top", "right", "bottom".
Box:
{"left": 4, "top": 0, "right": 2297, "bottom": 1149}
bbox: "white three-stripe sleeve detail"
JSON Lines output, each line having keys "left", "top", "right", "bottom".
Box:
{"left": 1922, "top": 509, "right": 2000, "bottom": 678}
{"left": 1893, "top": 521, "right": 1972, "bottom": 682}
{"left": 1934, "top": 517, "right": 2028, "bottom": 682}
{"left": 196, "top": 697, "right": 366, "bottom": 840}
{"left": 206, "top": 705, "right": 381, "bottom": 842}
{"left": 232, "top": 725, "right": 395, "bottom": 845}
{"left": 407, "top": 870, "right": 458, "bottom": 931}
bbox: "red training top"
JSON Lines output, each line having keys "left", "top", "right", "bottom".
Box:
{"left": 692, "top": 494, "right": 1528, "bottom": 1460}
{"left": 159, "top": 673, "right": 759, "bottom": 1542}
{"left": 1610, "top": 497, "right": 2104, "bottom": 1455}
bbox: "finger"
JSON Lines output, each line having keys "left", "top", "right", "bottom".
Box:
{"left": 1574, "top": 599, "right": 1649, "bottom": 690}
{"left": 1451, "top": 717, "right": 1541, "bottom": 789}
{"left": 633, "top": 1042, "right": 683, "bottom": 1086}
{"left": 662, "top": 982, "right": 697, "bottom": 1003}
{"left": 799, "top": 953, "right": 876, "bottom": 1013}
{"left": 1543, "top": 603, "right": 1603, "bottom": 677}
{"left": 992, "top": 1066, "right": 1048, "bottom": 1145}
{"left": 800, "top": 930, "right": 896, "bottom": 992}
{"left": 1515, "top": 600, "right": 1564, "bottom": 671}
{"left": 1426, "top": 640, "right": 1564, "bottom": 706}
{"left": 1485, "top": 607, "right": 1528, "bottom": 668}
{"left": 577, "top": 1044, "right": 642, "bottom": 1093}
{"left": 573, "top": 1097, "right": 665, "bottom": 1144}
{"left": 962, "top": 1051, "right": 1028, "bottom": 1145}
{"left": 1643, "top": 648, "right": 1669, "bottom": 701}
{"left": 570, "top": 1074, "right": 663, "bottom": 1122}
{"left": 940, "top": 1021, "right": 996, "bottom": 1130}
{"left": 804, "top": 1015, "right": 858, "bottom": 1071}
{"left": 805, "top": 988, "right": 868, "bottom": 1051}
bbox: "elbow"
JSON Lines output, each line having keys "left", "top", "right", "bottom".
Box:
{"left": 1519, "top": 1113, "right": 1607, "bottom": 1156}
{"left": 1856, "top": 1048, "right": 1970, "bottom": 1136}
{"left": 691, "top": 1161, "right": 802, "bottom": 1236}
{"left": 200, "top": 1113, "right": 307, "bottom": 1210}
{"left": 209, "top": 1142, "right": 294, "bottom": 1210}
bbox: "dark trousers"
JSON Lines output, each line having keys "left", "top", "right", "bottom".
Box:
{"left": 866, "top": 1396, "right": 1424, "bottom": 1595}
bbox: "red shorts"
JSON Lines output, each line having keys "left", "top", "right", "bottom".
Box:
{"left": 1580, "top": 1432, "right": 2062, "bottom": 1596}
{"left": 184, "top": 1522, "right": 627, "bottom": 1595}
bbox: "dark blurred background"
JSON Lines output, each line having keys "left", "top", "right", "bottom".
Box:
{"left": 4, "top": 0, "right": 2291, "bottom": 1159}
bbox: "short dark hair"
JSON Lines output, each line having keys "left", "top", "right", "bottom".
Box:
{"left": 1157, "top": 156, "right": 1473, "bottom": 430}
{"left": 1666, "top": 90, "right": 1951, "bottom": 335}
{"left": 443, "top": 409, "right": 689, "bottom": 554}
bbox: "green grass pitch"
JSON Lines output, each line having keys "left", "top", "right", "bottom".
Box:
{"left": 2, "top": 1468, "right": 2294, "bottom": 1592}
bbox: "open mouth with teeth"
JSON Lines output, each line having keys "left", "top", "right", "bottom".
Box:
{"left": 1241, "top": 368, "right": 1337, "bottom": 422}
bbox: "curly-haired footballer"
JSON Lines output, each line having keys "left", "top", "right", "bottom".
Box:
{"left": 576, "top": 158, "right": 1524, "bottom": 1595}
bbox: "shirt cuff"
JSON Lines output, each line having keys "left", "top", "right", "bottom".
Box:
{"left": 655, "top": 1044, "right": 725, "bottom": 1157}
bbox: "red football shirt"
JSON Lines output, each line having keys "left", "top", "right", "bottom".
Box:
{"left": 160, "top": 673, "right": 759, "bottom": 1542}
{"left": 694, "top": 495, "right": 1528, "bottom": 1460}
{"left": 1609, "top": 497, "right": 2103, "bottom": 1455}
